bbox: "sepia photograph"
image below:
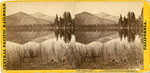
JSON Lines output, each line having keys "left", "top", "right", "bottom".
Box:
{"left": 6, "top": 2, "right": 143, "bottom": 70}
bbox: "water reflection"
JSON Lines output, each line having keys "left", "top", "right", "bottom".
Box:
{"left": 6, "top": 28, "right": 142, "bottom": 44}
{"left": 75, "top": 29, "right": 118, "bottom": 44}
{"left": 6, "top": 30, "right": 55, "bottom": 44}
{"left": 75, "top": 29, "right": 142, "bottom": 44}
{"left": 118, "top": 28, "right": 143, "bottom": 43}
{"left": 54, "top": 28, "right": 74, "bottom": 43}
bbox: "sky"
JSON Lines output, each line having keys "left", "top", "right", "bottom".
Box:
{"left": 6, "top": 2, "right": 75, "bottom": 17}
{"left": 75, "top": 2, "right": 143, "bottom": 17}
{"left": 6, "top": 2, "right": 143, "bottom": 18}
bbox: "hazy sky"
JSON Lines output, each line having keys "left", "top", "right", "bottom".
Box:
{"left": 6, "top": 2, "right": 75, "bottom": 17}
{"left": 75, "top": 2, "right": 143, "bottom": 17}
{"left": 6, "top": 2, "right": 143, "bottom": 18}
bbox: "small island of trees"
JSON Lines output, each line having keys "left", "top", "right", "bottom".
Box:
{"left": 118, "top": 8, "right": 143, "bottom": 29}
{"left": 53, "top": 12, "right": 75, "bottom": 29}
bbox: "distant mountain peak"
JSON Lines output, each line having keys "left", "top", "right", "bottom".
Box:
{"left": 13, "top": 12, "right": 27, "bottom": 15}
{"left": 82, "top": 11, "right": 89, "bottom": 13}
{"left": 31, "top": 12, "right": 55, "bottom": 22}
{"left": 95, "top": 12, "right": 119, "bottom": 22}
{"left": 79, "top": 11, "right": 91, "bottom": 15}
{"left": 97, "top": 12, "right": 111, "bottom": 16}
{"left": 76, "top": 11, "right": 94, "bottom": 17}
{"left": 17, "top": 11, "right": 26, "bottom": 14}
{"left": 7, "top": 12, "right": 29, "bottom": 17}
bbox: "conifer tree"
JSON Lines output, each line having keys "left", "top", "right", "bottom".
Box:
{"left": 59, "top": 17, "right": 63, "bottom": 27}
{"left": 123, "top": 16, "right": 128, "bottom": 27}
{"left": 63, "top": 12, "right": 67, "bottom": 24}
{"left": 54, "top": 14, "right": 59, "bottom": 26}
{"left": 127, "top": 12, "right": 131, "bottom": 24}
{"left": 119, "top": 14, "right": 123, "bottom": 27}
{"left": 67, "top": 12, "right": 72, "bottom": 23}
{"left": 130, "top": 12, "right": 136, "bottom": 23}
{"left": 138, "top": 8, "right": 143, "bottom": 29}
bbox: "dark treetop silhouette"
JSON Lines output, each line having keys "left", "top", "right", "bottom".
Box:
{"left": 53, "top": 12, "right": 74, "bottom": 28}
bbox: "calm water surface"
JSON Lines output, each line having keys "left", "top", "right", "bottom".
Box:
{"left": 6, "top": 28, "right": 143, "bottom": 45}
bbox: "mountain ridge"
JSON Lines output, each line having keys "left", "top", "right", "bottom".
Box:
{"left": 95, "top": 12, "right": 119, "bottom": 22}
{"left": 6, "top": 12, "right": 53, "bottom": 26}
{"left": 6, "top": 11, "right": 118, "bottom": 27}
{"left": 30, "top": 12, "right": 55, "bottom": 22}
{"left": 75, "top": 11, "right": 117, "bottom": 26}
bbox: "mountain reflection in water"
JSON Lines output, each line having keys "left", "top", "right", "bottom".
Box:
{"left": 76, "top": 28, "right": 142, "bottom": 44}
{"left": 6, "top": 28, "right": 142, "bottom": 44}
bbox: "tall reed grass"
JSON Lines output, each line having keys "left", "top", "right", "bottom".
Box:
{"left": 6, "top": 37, "right": 143, "bottom": 69}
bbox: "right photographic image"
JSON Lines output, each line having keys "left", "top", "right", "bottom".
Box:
{"left": 74, "top": 1, "right": 143, "bottom": 69}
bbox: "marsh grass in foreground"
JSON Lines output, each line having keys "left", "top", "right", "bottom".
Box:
{"left": 6, "top": 37, "right": 143, "bottom": 70}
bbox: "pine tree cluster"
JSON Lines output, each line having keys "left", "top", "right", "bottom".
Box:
{"left": 54, "top": 12, "right": 74, "bottom": 28}
{"left": 118, "top": 8, "right": 143, "bottom": 29}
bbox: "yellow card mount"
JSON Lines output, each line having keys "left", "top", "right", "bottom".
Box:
{"left": 0, "top": 0, "right": 150, "bottom": 72}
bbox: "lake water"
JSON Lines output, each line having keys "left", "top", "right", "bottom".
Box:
{"left": 6, "top": 28, "right": 143, "bottom": 70}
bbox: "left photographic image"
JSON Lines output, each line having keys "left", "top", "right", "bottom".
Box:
{"left": 6, "top": 2, "right": 76, "bottom": 70}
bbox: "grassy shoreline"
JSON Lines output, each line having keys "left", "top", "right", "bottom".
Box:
{"left": 6, "top": 37, "right": 143, "bottom": 70}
